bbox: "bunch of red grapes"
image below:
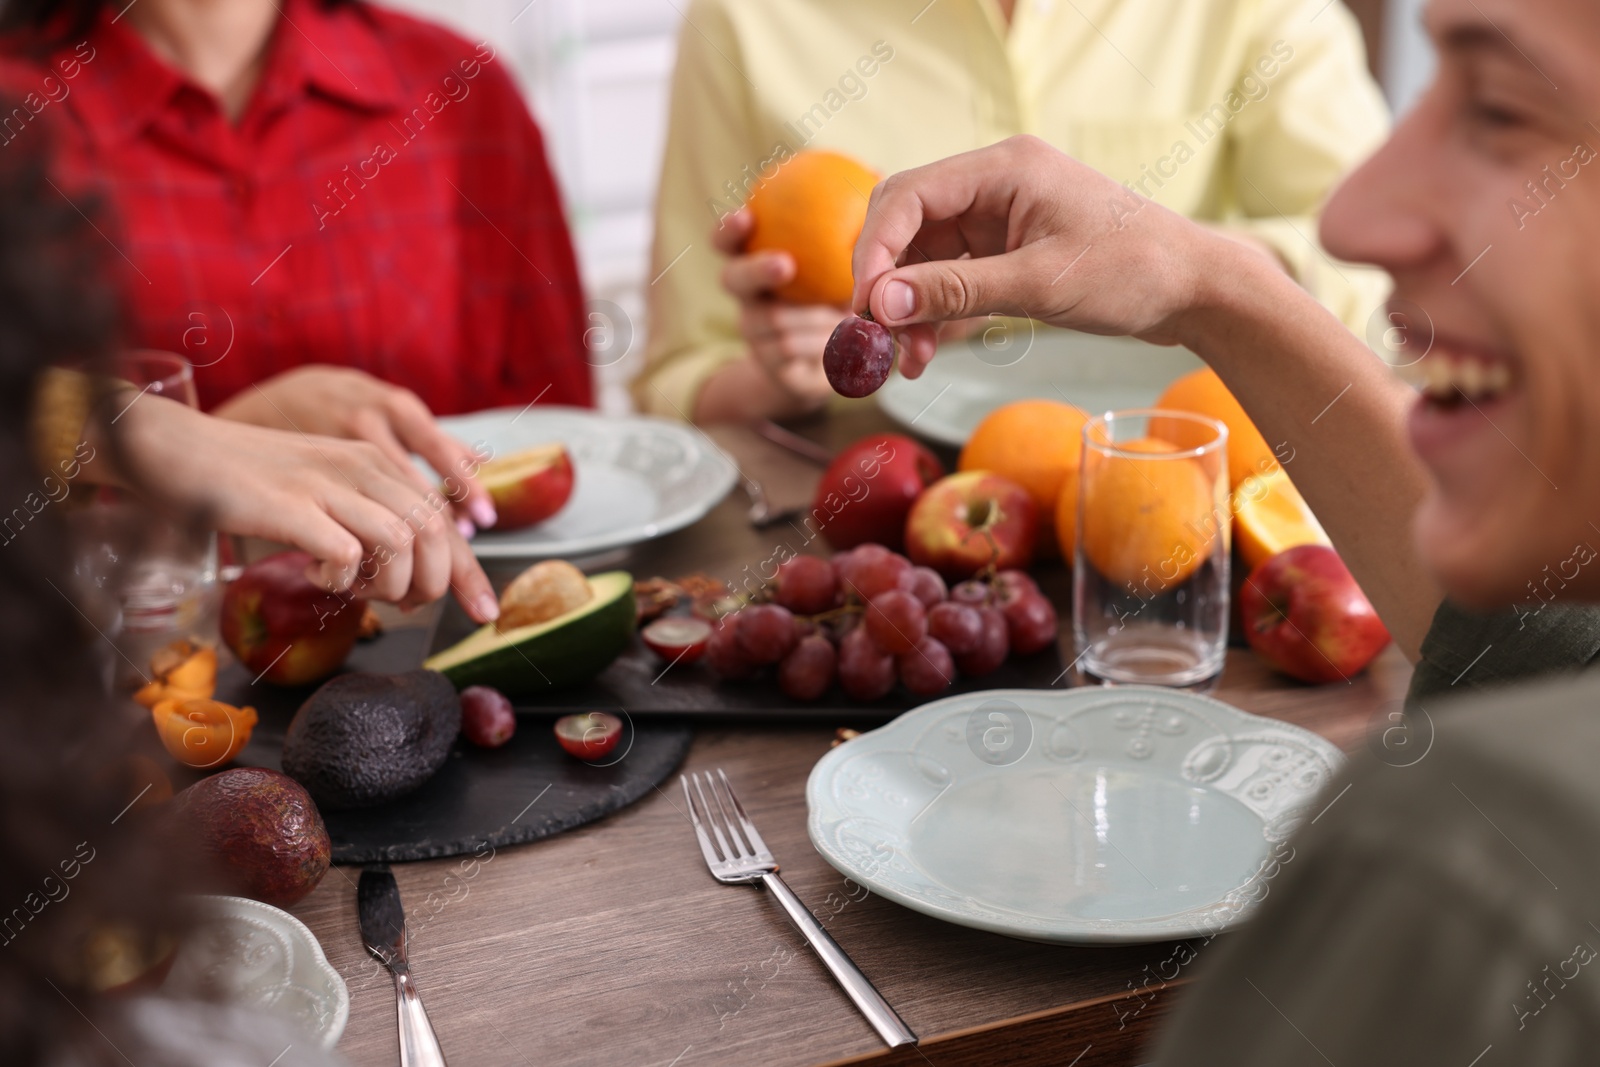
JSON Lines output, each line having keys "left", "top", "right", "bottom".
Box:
{"left": 708, "top": 544, "right": 1058, "bottom": 702}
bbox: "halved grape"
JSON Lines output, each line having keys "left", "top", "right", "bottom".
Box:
{"left": 554, "top": 711, "right": 623, "bottom": 760}
{"left": 641, "top": 615, "right": 713, "bottom": 664}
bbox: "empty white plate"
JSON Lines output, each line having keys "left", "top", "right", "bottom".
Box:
{"left": 806, "top": 686, "right": 1343, "bottom": 944}
{"left": 876, "top": 328, "right": 1203, "bottom": 446}
{"left": 428, "top": 406, "right": 738, "bottom": 560}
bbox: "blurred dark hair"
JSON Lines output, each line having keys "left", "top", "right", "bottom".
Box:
{"left": 0, "top": 113, "right": 186, "bottom": 1065}
{"left": 0, "top": 0, "right": 353, "bottom": 38}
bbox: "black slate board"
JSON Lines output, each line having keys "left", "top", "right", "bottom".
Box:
{"left": 210, "top": 627, "right": 692, "bottom": 864}
{"left": 427, "top": 567, "right": 1072, "bottom": 721}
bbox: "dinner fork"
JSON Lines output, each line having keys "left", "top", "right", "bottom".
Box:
{"left": 681, "top": 769, "right": 917, "bottom": 1048}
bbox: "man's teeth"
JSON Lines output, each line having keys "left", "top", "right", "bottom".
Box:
{"left": 1397, "top": 356, "right": 1512, "bottom": 400}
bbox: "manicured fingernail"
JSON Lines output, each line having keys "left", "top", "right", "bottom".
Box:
{"left": 456, "top": 517, "right": 476, "bottom": 541}
{"left": 884, "top": 280, "right": 915, "bottom": 322}
{"left": 469, "top": 497, "right": 497, "bottom": 528}
{"left": 476, "top": 592, "right": 500, "bottom": 621}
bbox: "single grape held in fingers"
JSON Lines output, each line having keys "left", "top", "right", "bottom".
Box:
{"left": 823, "top": 312, "right": 895, "bottom": 398}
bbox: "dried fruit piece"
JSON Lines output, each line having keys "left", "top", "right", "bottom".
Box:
{"left": 150, "top": 698, "right": 258, "bottom": 768}
{"left": 134, "top": 639, "right": 217, "bottom": 709}
{"left": 633, "top": 577, "right": 685, "bottom": 624}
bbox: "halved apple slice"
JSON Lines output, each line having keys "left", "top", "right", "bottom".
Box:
{"left": 476, "top": 443, "right": 574, "bottom": 531}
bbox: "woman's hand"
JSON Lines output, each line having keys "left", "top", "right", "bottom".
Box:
{"left": 693, "top": 210, "right": 843, "bottom": 422}
{"left": 850, "top": 135, "right": 1236, "bottom": 378}
{"left": 213, "top": 365, "right": 497, "bottom": 532}
{"left": 108, "top": 394, "right": 500, "bottom": 622}
{"left": 718, "top": 209, "right": 843, "bottom": 403}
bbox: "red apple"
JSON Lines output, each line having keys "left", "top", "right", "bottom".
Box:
{"left": 1240, "top": 544, "right": 1391, "bottom": 684}
{"left": 812, "top": 433, "right": 943, "bottom": 551}
{"left": 903, "top": 471, "right": 1038, "bottom": 579}
{"left": 477, "top": 443, "right": 574, "bottom": 531}
{"left": 221, "top": 551, "right": 364, "bottom": 686}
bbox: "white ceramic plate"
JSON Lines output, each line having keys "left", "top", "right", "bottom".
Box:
{"left": 163, "top": 895, "right": 349, "bottom": 1049}
{"left": 876, "top": 328, "right": 1204, "bottom": 446}
{"left": 807, "top": 686, "right": 1343, "bottom": 944}
{"left": 427, "top": 406, "right": 737, "bottom": 560}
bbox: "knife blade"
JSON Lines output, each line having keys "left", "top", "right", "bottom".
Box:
{"left": 358, "top": 866, "right": 407, "bottom": 970}
{"left": 359, "top": 866, "right": 449, "bottom": 1067}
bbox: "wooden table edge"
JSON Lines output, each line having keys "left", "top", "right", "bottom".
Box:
{"left": 814, "top": 978, "right": 1190, "bottom": 1067}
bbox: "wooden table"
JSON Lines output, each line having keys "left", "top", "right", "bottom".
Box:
{"left": 292, "top": 409, "right": 1413, "bottom": 1067}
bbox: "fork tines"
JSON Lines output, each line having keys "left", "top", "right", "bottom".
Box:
{"left": 682, "top": 768, "right": 775, "bottom": 878}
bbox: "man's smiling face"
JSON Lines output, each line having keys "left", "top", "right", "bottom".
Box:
{"left": 1322, "top": 0, "right": 1600, "bottom": 608}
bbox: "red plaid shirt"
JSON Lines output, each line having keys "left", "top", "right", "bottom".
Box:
{"left": 0, "top": 0, "right": 592, "bottom": 414}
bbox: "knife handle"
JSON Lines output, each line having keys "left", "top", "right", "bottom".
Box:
{"left": 393, "top": 969, "right": 449, "bottom": 1067}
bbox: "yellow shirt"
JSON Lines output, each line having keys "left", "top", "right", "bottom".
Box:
{"left": 634, "top": 0, "right": 1392, "bottom": 420}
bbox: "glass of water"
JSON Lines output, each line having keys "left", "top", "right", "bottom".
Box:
{"left": 70, "top": 352, "right": 219, "bottom": 690}
{"left": 1072, "top": 408, "right": 1229, "bottom": 688}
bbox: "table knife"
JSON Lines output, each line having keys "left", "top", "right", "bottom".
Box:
{"left": 359, "top": 866, "right": 449, "bottom": 1067}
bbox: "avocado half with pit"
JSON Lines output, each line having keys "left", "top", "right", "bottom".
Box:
{"left": 424, "top": 570, "right": 633, "bottom": 696}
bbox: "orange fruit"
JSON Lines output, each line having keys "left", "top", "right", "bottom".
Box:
{"left": 1152, "top": 368, "right": 1277, "bottom": 488}
{"left": 745, "top": 150, "right": 880, "bottom": 306}
{"left": 1056, "top": 437, "right": 1181, "bottom": 563}
{"left": 1233, "top": 469, "right": 1332, "bottom": 571}
{"left": 1067, "top": 437, "right": 1223, "bottom": 587}
{"left": 960, "top": 399, "right": 1089, "bottom": 544}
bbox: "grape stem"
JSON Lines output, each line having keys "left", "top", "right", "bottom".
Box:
{"left": 800, "top": 604, "right": 865, "bottom": 625}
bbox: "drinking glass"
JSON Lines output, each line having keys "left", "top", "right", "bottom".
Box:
{"left": 1072, "top": 408, "right": 1229, "bottom": 688}
{"left": 69, "top": 351, "right": 219, "bottom": 690}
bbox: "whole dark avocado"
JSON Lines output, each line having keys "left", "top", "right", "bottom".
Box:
{"left": 168, "top": 767, "right": 330, "bottom": 907}
{"left": 281, "top": 670, "right": 461, "bottom": 809}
